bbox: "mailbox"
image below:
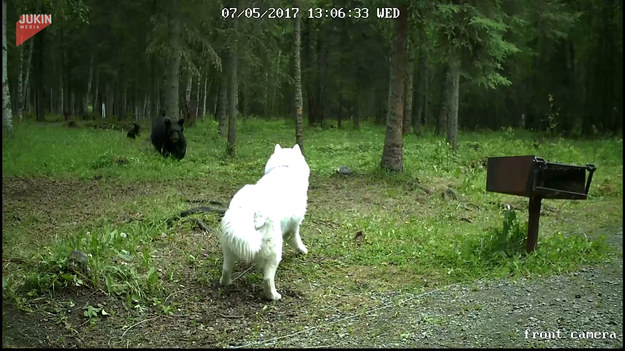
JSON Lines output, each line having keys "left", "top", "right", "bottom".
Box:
{"left": 486, "top": 156, "right": 596, "bottom": 252}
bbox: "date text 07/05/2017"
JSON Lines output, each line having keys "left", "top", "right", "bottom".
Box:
{"left": 221, "top": 7, "right": 402, "bottom": 20}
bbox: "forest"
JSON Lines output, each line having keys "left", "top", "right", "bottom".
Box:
{"left": 2, "top": 0, "right": 623, "bottom": 348}
{"left": 3, "top": 0, "right": 623, "bottom": 145}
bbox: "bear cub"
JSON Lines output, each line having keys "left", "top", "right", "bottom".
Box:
{"left": 127, "top": 123, "right": 140, "bottom": 139}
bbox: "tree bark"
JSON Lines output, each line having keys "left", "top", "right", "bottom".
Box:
{"left": 143, "top": 93, "right": 148, "bottom": 120}
{"left": 94, "top": 68, "right": 99, "bottom": 117}
{"left": 446, "top": 58, "right": 460, "bottom": 152}
{"left": 150, "top": 56, "right": 157, "bottom": 120}
{"left": 436, "top": 65, "right": 449, "bottom": 135}
{"left": 195, "top": 72, "right": 201, "bottom": 120}
{"left": 403, "top": 39, "right": 415, "bottom": 135}
{"left": 23, "top": 39, "right": 34, "bottom": 114}
{"left": 17, "top": 41, "right": 24, "bottom": 122}
{"left": 270, "top": 50, "right": 281, "bottom": 118}
{"left": 354, "top": 79, "right": 361, "bottom": 130}
{"left": 217, "top": 76, "right": 227, "bottom": 136}
{"left": 294, "top": 1, "right": 304, "bottom": 153}
{"left": 183, "top": 74, "right": 194, "bottom": 126}
{"left": 2, "top": 0, "right": 13, "bottom": 136}
{"left": 85, "top": 53, "right": 94, "bottom": 118}
{"left": 32, "top": 20, "right": 46, "bottom": 121}
{"left": 381, "top": 5, "right": 407, "bottom": 172}
{"left": 185, "top": 74, "right": 192, "bottom": 108}
{"left": 202, "top": 74, "right": 209, "bottom": 120}
{"left": 226, "top": 5, "right": 239, "bottom": 156}
{"left": 59, "top": 76, "right": 64, "bottom": 116}
{"left": 120, "top": 79, "right": 127, "bottom": 119}
{"left": 164, "top": 0, "right": 180, "bottom": 120}
{"left": 413, "top": 51, "right": 427, "bottom": 135}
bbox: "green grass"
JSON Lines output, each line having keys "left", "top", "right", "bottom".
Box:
{"left": 2, "top": 117, "right": 623, "bottom": 308}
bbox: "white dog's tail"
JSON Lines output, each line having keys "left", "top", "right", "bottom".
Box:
{"left": 220, "top": 206, "right": 269, "bottom": 262}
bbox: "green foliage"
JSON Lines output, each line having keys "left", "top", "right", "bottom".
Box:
{"left": 468, "top": 209, "right": 527, "bottom": 262}
{"left": 2, "top": 120, "right": 622, "bottom": 309}
{"left": 433, "top": 1, "right": 519, "bottom": 89}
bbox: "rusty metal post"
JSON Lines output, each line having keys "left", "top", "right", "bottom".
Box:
{"left": 527, "top": 195, "right": 542, "bottom": 252}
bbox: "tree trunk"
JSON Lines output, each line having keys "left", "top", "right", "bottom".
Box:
{"left": 446, "top": 59, "right": 460, "bottom": 152}
{"left": 143, "top": 93, "right": 148, "bottom": 120}
{"left": 195, "top": 72, "right": 201, "bottom": 120}
{"left": 94, "top": 68, "right": 99, "bottom": 117}
{"left": 354, "top": 66, "right": 363, "bottom": 130}
{"left": 34, "top": 28, "right": 45, "bottom": 121}
{"left": 294, "top": 1, "right": 304, "bottom": 153}
{"left": 59, "top": 77, "right": 64, "bottom": 116}
{"left": 134, "top": 87, "right": 139, "bottom": 120}
{"left": 149, "top": 56, "right": 157, "bottom": 119}
{"left": 402, "top": 39, "right": 415, "bottom": 135}
{"left": 270, "top": 50, "right": 281, "bottom": 118}
{"left": 120, "top": 80, "right": 127, "bottom": 119}
{"left": 263, "top": 69, "right": 269, "bottom": 118}
{"left": 183, "top": 74, "right": 194, "bottom": 126}
{"left": 165, "top": 0, "right": 180, "bottom": 120}
{"left": 60, "top": 16, "right": 68, "bottom": 119}
{"left": 17, "top": 41, "right": 23, "bottom": 122}
{"left": 413, "top": 51, "right": 427, "bottom": 135}
{"left": 185, "top": 74, "right": 192, "bottom": 108}
{"left": 227, "top": 7, "right": 239, "bottom": 157}
{"left": 2, "top": 0, "right": 13, "bottom": 136}
{"left": 85, "top": 53, "right": 94, "bottom": 118}
{"left": 381, "top": 5, "right": 407, "bottom": 172}
{"left": 202, "top": 74, "right": 208, "bottom": 119}
{"left": 23, "top": 39, "right": 34, "bottom": 114}
{"left": 384, "top": 54, "right": 392, "bottom": 125}
{"left": 104, "top": 83, "right": 110, "bottom": 118}
{"left": 436, "top": 65, "right": 449, "bottom": 135}
{"left": 217, "top": 77, "right": 227, "bottom": 136}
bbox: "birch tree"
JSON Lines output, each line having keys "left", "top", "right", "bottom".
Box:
{"left": 294, "top": 0, "right": 304, "bottom": 154}
{"left": 2, "top": 0, "right": 13, "bottom": 136}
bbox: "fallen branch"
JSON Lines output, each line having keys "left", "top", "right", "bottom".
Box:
{"left": 218, "top": 313, "right": 244, "bottom": 319}
{"left": 120, "top": 316, "right": 161, "bottom": 339}
{"left": 196, "top": 219, "right": 212, "bottom": 233}
{"left": 233, "top": 265, "right": 255, "bottom": 281}
{"left": 180, "top": 206, "right": 226, "bottom": 217}
{"left": 166, "top": 205, "right": 227, "bottom": 227}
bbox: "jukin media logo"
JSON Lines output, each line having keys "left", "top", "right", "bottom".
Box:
{"left": 16, "top": 14, "right": 52, "bottom": 47}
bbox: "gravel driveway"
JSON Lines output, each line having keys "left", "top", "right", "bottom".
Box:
{"left": 235, "top": 228, "right": 623, "bottom": 348}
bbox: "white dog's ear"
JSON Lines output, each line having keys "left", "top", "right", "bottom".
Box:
{"left": 293, "top": 144, "right": 301, "bottom": 153}
{"left": 274, "top": 144, "right": 282, "bottom": 152}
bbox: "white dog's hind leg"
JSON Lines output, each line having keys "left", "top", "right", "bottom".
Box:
{"left": 262, "top": 258, "right": 282, "bottom": 300}
{"left": 220, "top": 247, "right": 235, "bottom": 285}
{"left": 285, "top": 225, "right": 308, "bottom": 254}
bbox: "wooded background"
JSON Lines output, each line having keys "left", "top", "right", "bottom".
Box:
{"left": 3, "top": 1, "right": 623, "bottom": 149}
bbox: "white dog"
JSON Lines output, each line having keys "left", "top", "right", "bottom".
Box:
{"left": 219, "top": 144, "right": 310, "bottom": 300}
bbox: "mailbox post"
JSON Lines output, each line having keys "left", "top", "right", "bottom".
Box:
{"left": 486, "top": 156, "right": 596, "bottom": 252}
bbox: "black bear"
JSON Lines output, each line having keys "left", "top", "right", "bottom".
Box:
{"left": 150, "top": 118, "right": 186, "bottom": 160}
{"left": 127, "top": 123, "right": 140, "bottom": 139}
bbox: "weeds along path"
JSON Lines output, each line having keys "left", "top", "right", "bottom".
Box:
{"left": 2, "top": 177, "right": 622, "bottom": 348}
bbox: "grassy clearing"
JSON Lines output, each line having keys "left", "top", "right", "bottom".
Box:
{"left": 2, "top": 118, "right": 623, "bottom": 315}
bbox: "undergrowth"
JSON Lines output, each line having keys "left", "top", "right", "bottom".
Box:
{"left": 2, "top": 117, "right": 622, "bottom": 311}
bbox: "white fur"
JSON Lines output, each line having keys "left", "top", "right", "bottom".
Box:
{"left": 219, "top": 144, "right": 310, "bottom": 300}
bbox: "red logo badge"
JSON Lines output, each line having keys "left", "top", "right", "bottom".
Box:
{"left": 16, "top": 14, "right": 52, "bottom": 47}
